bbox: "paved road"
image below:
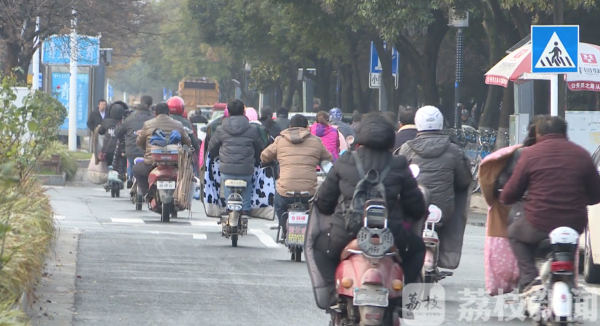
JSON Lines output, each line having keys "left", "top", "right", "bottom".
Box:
{"left": 29, "top": 184, "right": 600, "bottom": 326}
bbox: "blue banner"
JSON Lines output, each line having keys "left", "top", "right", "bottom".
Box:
{"left": 52, "top": 72, "right": 90, "bottom": 130}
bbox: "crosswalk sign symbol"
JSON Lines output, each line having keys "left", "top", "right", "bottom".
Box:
{"left": 531, "top": 25, "right": 579, "bottom": 74}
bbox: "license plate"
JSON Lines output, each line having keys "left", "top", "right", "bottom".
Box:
{"left": 353, "top": 288, "right": 389, "bottom": 307}
{"left": 157, "top": 181, "right": 176, "bottom": 189}
{"left": 287, "top": 225, "right": 306, "bottom": 245}
{"left": 288, "top": 211, "right": 308, "bottom": 224}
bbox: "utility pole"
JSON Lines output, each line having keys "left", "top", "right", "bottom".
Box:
{"left": 68, "top": 9, "right": 78, "bottom": 151}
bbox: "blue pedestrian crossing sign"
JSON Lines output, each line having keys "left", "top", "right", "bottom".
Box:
{"left": 531, "top": 25, "right": 579, "bottom": 73}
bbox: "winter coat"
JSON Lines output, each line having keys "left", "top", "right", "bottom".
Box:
{"left": 115, "top": 107, "right": 154, "bottom": 158}
{"left": 500, "top": 134, "right": 600, "bottom": 234}
{"left": 260, "top": 118, "right": 282, "bottom": 139}
{"left": 87, "top": 108, "right": 106, "bottom": 132}
{"left": 136, "top": 114, "right": 192, "bottom": 165}
{"left": 208, "top": 115, "right": 265, "bottom": 175}
{"left": 311, "top": 123, "right": 341, "bottom": 162}
{"left": 397, "top": 131, "right": 472, "bottom": 220}
{"left": 274, "top": 116, "right": 290, "bottom": 131}
{"left": 393, "top": 125, "right": 418, "bottom": 152}
{"left": 261, "top": 128, "right": 332, "bottom": 196}
{"left": 330, "top": 119, "right": 355, "bottom": 139}
{"left": 99, "top": 104, "right": 125, "bottom": 155}
{"left": 316, "top": 117, "right": 426, "bottom": 240}
{"left": 351, "top": 122, "right": 361, "bottom": 135}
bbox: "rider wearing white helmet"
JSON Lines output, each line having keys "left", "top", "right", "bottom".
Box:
{"left": 396, "top": 105, "right": 472, "bottom": 270}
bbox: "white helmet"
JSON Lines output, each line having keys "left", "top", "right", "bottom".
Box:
{"left": 415, "top": 105, "right": 444, "bottom": 131}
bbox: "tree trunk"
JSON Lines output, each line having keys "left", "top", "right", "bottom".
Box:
{"left": 2, "top": 41, "right": 21, "bottom": 77}
{"left": 284, "top": 61, "right": 298, "bottom": 109}
{"left": 480, "top": 0, "right": 507, "bottom": 129}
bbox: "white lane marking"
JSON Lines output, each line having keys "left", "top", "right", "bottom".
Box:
{"left": 43, "top": 186, "right": 64, "bottom": 189}
{"left": 53, "top": 215, "right": 66, "bottom": 220}
{"left": 190, "top": 221, "right": 220, "bottom": 227}
{"left": 193, "top": 233, "right": 207, "bottom": 240}
{"left": 249, "top": 229, "right": 282, "bottom": 248}
{"left": 111, "top": 218, "right": 144, "bottom": 224}
{"left": 264, "top": 223, "right": 279, "bottom": 228}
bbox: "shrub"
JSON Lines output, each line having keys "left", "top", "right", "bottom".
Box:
{"left": 0, "top": 73, "right": 61, "bottom": 324}
{"left": 39, "top": 141, "right": 79, "bottom": 181}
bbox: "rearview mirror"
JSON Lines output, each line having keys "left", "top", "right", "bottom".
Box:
{"left": 409, "top": 164, "right": 420, "bottom": 178}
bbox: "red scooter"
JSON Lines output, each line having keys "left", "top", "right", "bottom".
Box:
{"left": 331, "top": 199, "right": 404, "bottom": 326}
{"left": 144, "top": 145, "right": 180, "bottom": 222}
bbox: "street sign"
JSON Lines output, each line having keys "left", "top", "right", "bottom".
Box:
{"left": 369, "top": 73, "right": 399, "bottom": 89}
{"left": 39, "top": 73, "right": 43, "bottom": 88}
{"left": 531, "top": 25, "right": 579, "bottom": 74}
{"left": 51, "top": 72, "right": 90, "bottom": 130}
{"left": 168, "top": 89, "right": 172, "bottom": 98}
{"left": 370, "top": 41, "right": 399, "bottom": 74}
{"left": 42, "top": 34, "right": 100, "bottom": 66}
{"left": 163, "top": 87, "right": 167, "bottom": 101}
{"left": 107, "top": 85, "right": 113, "bottom": 98}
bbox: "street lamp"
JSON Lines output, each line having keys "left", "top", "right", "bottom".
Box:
{"left": 449, "top": 9, "right": 468, "bottom": 129}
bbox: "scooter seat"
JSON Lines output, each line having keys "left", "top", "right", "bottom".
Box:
{"left": 340, "top": 239, "right": 399, "bottom": 261}
{"left": 224, "top": 179, "right": 247, "bottom": 188}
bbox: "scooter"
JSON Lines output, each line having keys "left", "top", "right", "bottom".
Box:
{"left": 219, "top": 179, "right": 249, "bottom": 247}
{"left": 129, "top": 157, "right": 145, "bottom": 210}
{"left": 518, "top": 227, "right": 583, "bottom": 325}
{"left": 420, "top": 204, "right": 449, "bottom": 297}
{"left": 107, "top": 166, "right": 123, "bottom": 198}
{"left": 272, "top": 191, "right": 311, "bottom": 262}
{"left": 330, "top": 199, "right": 404, "bottom": 326}
{"left": 271, "top": 162, "right": 332, "bottom": 261}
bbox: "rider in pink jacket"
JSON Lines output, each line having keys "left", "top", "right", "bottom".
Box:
{"left": 311, "top": 111, "right": 342, "bottom": 162}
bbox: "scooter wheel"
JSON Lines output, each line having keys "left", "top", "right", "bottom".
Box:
{"left": 171, "top": 210, "right": 178, "bottom": 219}
{"left": 232, "top": 234, "right": 238, "bottom": 247}
{"left": 161, "top": 203, "right": 171, "bottom": 223}
{"left": 135, "top": 203, "right": 142, "bottom": 211}
{"left": 115, "top": 190, "right": 120, "bottom": 198}
{"left": 110, "top": 188, "right": 115, "bottom": 198}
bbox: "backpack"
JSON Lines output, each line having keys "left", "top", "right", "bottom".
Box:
{"left": 344, "top": 151, "right": 391, "bottom": 235}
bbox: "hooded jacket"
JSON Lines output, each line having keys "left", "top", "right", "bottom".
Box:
{"left": 115, "top": 106, "right": 154, "bottom": 158}
{"left": 208, "top": 115, "right": 265, "bottom": 175}
{"left": 311, "top": 123, "right": 340, "bottom": 161}
{"left": 397, "top": 131, "right": 472, "bottom": 219}
{"left": 261, "top": 128, "right": 332, "bottom": 196}
{"left": 316, "top": 115, "right": 426, "bottom": 240}
{"left": 99, "top": 104, "right": 125, "bottom": 154}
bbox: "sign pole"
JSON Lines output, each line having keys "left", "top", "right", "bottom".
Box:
{"left": 550, "top": 74, "right": 559, "bottom": 116}
{"left": 68, "top": 9, "right": 78, "bottom": 151}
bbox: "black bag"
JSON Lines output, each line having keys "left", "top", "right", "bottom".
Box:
{"left": 344, "top": 151, "right": 391, "bottom": 235}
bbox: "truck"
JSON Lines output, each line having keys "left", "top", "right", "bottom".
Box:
{"left": 178, "top": 77, "right": 220, "bottom": 113}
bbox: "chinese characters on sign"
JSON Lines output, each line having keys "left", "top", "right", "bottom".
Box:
{"left": 402, "top": 283, "right": 445, "bottom": 326}
{"left": 42, "top": 35, "right": 100, "bottom": 66}
{"left": 51, "top": 72, "right": 90, "bottom": 130}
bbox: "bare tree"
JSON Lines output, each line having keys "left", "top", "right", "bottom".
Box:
{"left": 0, "top": 0, "right": 153, "bottom": 81}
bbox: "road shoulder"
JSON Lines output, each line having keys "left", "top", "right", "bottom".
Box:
{"left": 26, "top": 229, "right": 80, "bottom": 326}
